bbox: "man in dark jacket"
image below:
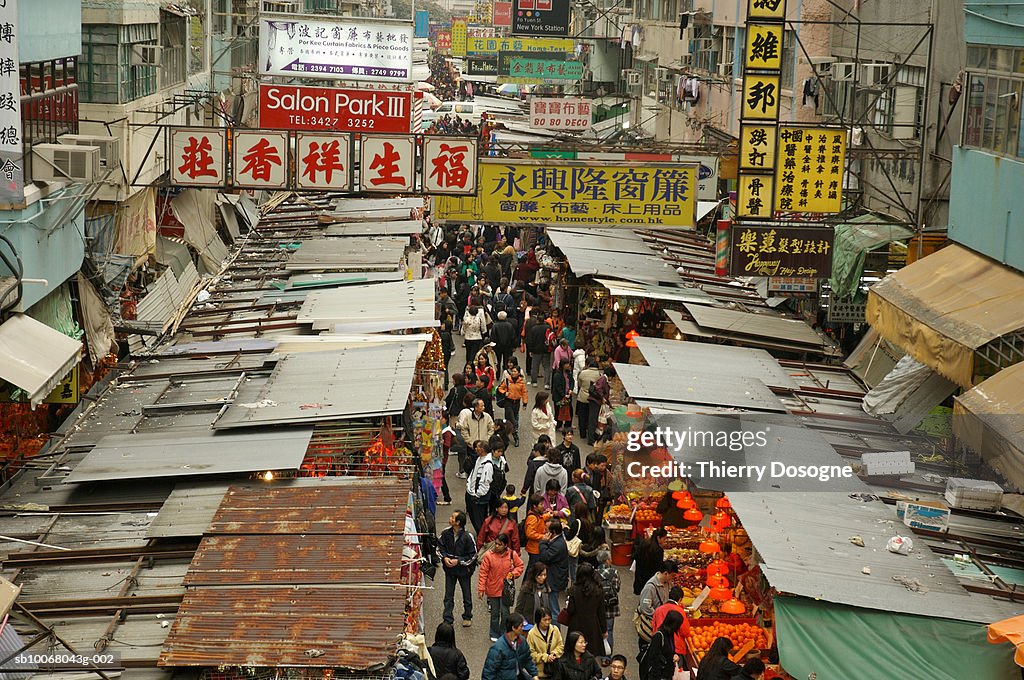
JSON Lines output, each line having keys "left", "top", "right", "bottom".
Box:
{"left": 538, "top": 519, "right": 569, "bottom": 620}
{"left": 490, "top": 310, "right": 517, "bottom": 372}
{"left": 525, "top": 317, "right": 553, "bottom": 388}
{"left": 438, "top": 287, "right": 458, "bottom": 321}
{"left": 482, "top": 613, "right": 538, "bottom": 680}
{"left": 438, "top": 510, "right": 477, "bottom": 627}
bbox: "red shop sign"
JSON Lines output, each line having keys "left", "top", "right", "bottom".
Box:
{"left": 258, "top": 84, "right": 412, "bottom": 134}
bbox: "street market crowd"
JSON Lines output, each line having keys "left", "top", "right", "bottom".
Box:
{"left": 409, "top": 221, "right": 767, "bottom": 680}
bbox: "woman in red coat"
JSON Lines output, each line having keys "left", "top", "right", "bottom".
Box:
{"left": 477, "top": 499, "right": 522, "bottom": 555}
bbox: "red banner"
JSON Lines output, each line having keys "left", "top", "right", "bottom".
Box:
{"left": 258, "top": 85, "right": 412, "bottom": 134}
{"left": 493, "top": 1, "right": 513, "bottom": 26}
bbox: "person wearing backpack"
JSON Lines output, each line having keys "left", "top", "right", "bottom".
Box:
{"left": 638, "top": 611, "right": 684, "bottom": 680}
{"left": 526, "top": 315, "right": 554, "bottom": 389}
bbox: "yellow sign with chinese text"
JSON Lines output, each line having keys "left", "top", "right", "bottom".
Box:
{"left": 736, "top": 173, "right": 775, "bottom": 219}
{"left": 730, "top": 225, "right": 834, "bottom": 277}
{"left": 774, "top": 126, "right": 847, "bottom": 213}
{"left": 748, "top": 0, "right": 787, "bottom": 21}
{"left": 452, "top": 18, "right": 468, "bottom": 57}
{"left": 741, "top": 74, "right": 781, "bottom": 120}
{"left": 745, "top": 24, "right": 784, "bottom": 71}
{"left": 434, "top": 160, "right": 698, "bottom": 228}
{"left": 739, "top": 124, "right": 777, "bottom": 171}
{"left": 0, "top": 365, "right": 80, "bottom": 405}
{"left": 466, "top": 36, "right": 575, "bottom": 56}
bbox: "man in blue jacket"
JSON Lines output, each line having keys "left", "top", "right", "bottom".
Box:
{"left": 482, "top": 613, "right": 539, "bottom": 680}
{"left": 538, "top": 518, "right": 569, "bottom": 620}
{"left": 438, "top": 510, "right": 477, "bottom": 627}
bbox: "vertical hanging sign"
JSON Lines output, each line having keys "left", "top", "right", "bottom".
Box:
{"left": 736, "top": 0, "right": 787, "bottom": 220}
{"left": 0, "top": 0, "right": 23, "bottom": 205}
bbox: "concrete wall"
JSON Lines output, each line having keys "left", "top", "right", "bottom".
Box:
{"left": 0, "top": 188, "right": 86, "bottom": 311}
{"left": 965, "top": 0, "right": 1024, "bottom": 47}
{"left": 948, "top": 146, "right": 1024, "bottom": 273}
{"left": 18, "top": 0, "right": 82, "bottom": 62}
{"left": 82, "top": 0, "right": 160, "bottom": 25}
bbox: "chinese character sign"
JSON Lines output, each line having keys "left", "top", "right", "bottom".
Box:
{"left": 434, "top": 161, "right": 698, "bottom": 227}
{"left": 774, "top": 126, "right": 847, "bottom": 213}
{"left": 507, "top": 57, "right": 582, "bottom": 82}
{"left": 233, "top": 131, "right": 288, "bottom": 189}
{"left": 741, "top": 74, "right": 781, "bottom": 120}
{"left": 296, "top": 133, "right": 352, "bottom": 191}
{"left": 530, "top": 97, "right": 592, "bottom": 131}
{"left": 745, "top": 24, "right": 783, "bottom": 71}
{"left": 736, "top": 174, "right": 774, "bottom": 219}
{"left": 259, "top": 85, "right": 412, "bottom": 133}
{"left": 422, "top": 137, "right": 478, "bottom": 195}
{"left": 452, "top": 18, "right": 468, "bottom": 57}
{"left": 170, "top": 128, "right": 226, "bottom": 187}
{"left": 467, "top": 36, "right": 574, "bottom": 55}
{"left": 739, "top": 124, "right": 777, "bottom": 171}
{"left": 415, "top": 10, "right": 429, "bottom": 37}
{"left": 748, "top": 0, "right": 787, "bottom": 20}
{"left": 730, "top": 225, "right": 833, "bottom": 277}
{"left": 360, "top": 135, "right": 416, "bottom": 192}
{"left": 258, "top": 16, "right": 414, "bottom": 82}
{"left": 0, "top": 0, "right": 22, "bottom": 203}
{"left": 435, "top": 31, "right": 452, "bottom": 51}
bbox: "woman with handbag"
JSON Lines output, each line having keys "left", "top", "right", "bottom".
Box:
{"left": 565, "top": 501, "right": 592, "bottom": 584}
{"left": 564, "top": 564, "right": 607, "bottom": 660}
{"left": 478, "top": 533, "right": 525, "bottom": 642}
{"left": 551, "top": 358, "right": 575, "bottom": 433}
{"left": 638, "top": 611, "right": 685, "bottom": 680}
{"left": 552, "top": 631, "right": 602, "bottom": 680}
{"left": 527, "top": 606, "right": 564, "bottom": 679}
{"left": 478, "top": 500, "right": 522, "bottom": 556}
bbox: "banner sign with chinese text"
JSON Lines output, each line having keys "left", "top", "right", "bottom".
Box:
{"left": 434, "top": 160, "right": 698, "bottom": 227}
{"left": 530, "top": 97, "right": 592, "bottom": 131}
{"left": 730, "top": 225, "right": 833, "bottom": 277}
{"left": 512, "top": 0, "right": 571, "bottom": 37}
{"left": 466, "top": 57, "right": 499, "bottom": 75}
{"left": 259, "top": 15, "right": 414, "bottom": 82}
{"left": 435, "top": 31, "right": 452, "bottom": 51}
{"left": 258, "top": 85, "right": 413, "bottom": 133}
{"left": 498, "top": 50, "right": 565, "bottom": 75}
{"left": 768, "top": 277, "right": 817, "bottom": 293}
{"left": 0, "top": 0, "right": 23, "bottom": 204}
{"left": 452, "top": 17, "right": 468, "bottom": 56}
{"left": 507, "top": 56, "right": 582, "bottom": 82}
{"left": 467, "top": 36, "right": 574, "bottom": 56}
{"left": 774, "top": 126, "right": 847, "bottom": 213}
{"left": 167, "top": 127, "right": 477, "bottom": 195}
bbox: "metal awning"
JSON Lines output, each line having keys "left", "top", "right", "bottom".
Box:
{"left": 325, "top": 220, "right": 422, "bottom": 236}
{"left": 684, "top": 302, "right": 826, "bottom": 349}
{"left": 298, "top": 279, "right": 435, "bottom": 331}
{"left": 546, "top": 228, "right": 652, "bottom": 254}
{"left": 634, "top": 336, "right": 799, "bottom": 388}
{"left": 696, "top": 200, "right": 722, "bottom": 221}
{"left": 867, "top": 244, "right": 1024, "bottom": 389}
{"left": 596, "top": 278, "right": 720, "bottom": 307}
{"left": 214, "top": 345, "right": 419, "bottom": 429}
{"left": 0, "top": 315, "right": 81, "bottom": 407}
{"left": 955, "top": 362, "right": 1024, "bottom": 491}
{"left": 613, "top": 362, "right": 786, "bottom": 412}
{"left": 286, "top": 237, "right": 408, "bottom": 271}
{"left": 663, "top": 309, "right": 715, "bottom": 338}
{"left": 63, "top": 428, "right": 314, "bottom": 484}
{"left": 862, "top": 355, "right": 957, "bottom": 434}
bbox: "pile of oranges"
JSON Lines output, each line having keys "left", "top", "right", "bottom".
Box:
{"left": 689, "top": 622, "right": 769, "bottom": 654}
{"left": 634, "top": 508, "right": 662, "bottom": 521}
{"left": 607, "top": 504, "right": 632, "bottom": 522}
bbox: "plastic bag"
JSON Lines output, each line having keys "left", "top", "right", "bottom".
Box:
{"left": 886, "top": 535, "right": 914, "bottom": 555}
{"left": 604, "top": 638, "right": 612, "bottom": 656}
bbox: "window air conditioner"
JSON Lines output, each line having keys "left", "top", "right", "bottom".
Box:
{"left": 58, "top": 134, "right": 120, "bottom": 171}
{"left": 623, "top": 70, "right": 641, "bottom": 86}
{"left": 655, "top": 67, "right": 669, "bottom": 81}
{"left": 861, "top": 63, "right": 892, "bottom": 87}
{"left": 32, "top": 144, "right": 102, "bottom": 182}
{"left": 718, "top": 62, "right": 733, "bottom": 77}
{"left": 830, "top": 62, "right": 856, "bottom": 82}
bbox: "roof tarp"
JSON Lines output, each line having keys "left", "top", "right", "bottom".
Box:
{"left": 0, "top": 315, "right": 82, "bottom": 407}
{"left": 862, "top": 355, "right": 957, "bottom": 434}
{"left": 954, "top": 362, "right": 1024, "bottom": 491}
{"left": 866, "top": 244, "right": 1024, "bottom": 388}
{"left": 776, "top": 597, "right": 1017, "bottom": 680}
{"left": 829, "top": 214, "right": 913, "bottom": 299}
{"left": 988, "top": 614, "right": 1024, "bottom": 668}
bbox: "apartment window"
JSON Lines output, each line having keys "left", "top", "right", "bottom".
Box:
{"left": 722, "top": 27, "right": 735, "bottom": 73}
{"left": 661, "top": 0, "right": 677, "bottom": 21}
{"left": 20, "top": 58, "right": 79, "bottom": 145}
{"left": 80, "top": 24, "right": 159, "bottom": 103}
{"left": 780, "top": 29, "right": 796, "bottom": 90}
{"left": 964, "top": 73, "right": 1024, "bottom": 158}
{"left": 161, "top": 10, "right": 189, "bottom": 87}
{"left": 692, "top": 23, "right": 719, "bottom": 74}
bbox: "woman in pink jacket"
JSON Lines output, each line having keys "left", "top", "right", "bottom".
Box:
{"left": 478, "top": 533, "right": 525, "bottom": 642}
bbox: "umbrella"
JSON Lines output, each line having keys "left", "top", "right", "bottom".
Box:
{"left": 416, "top": 81, "right": 435, "bottom": 91}
{"left": 988, "top": 614, "right": 1024, "bottom": 666}
{"left": 422, "top": 92, "right": 442, "bottom": 108}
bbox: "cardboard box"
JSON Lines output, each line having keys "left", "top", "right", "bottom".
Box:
{"left": 897, "top": 500, "right": 950, "bottom": 532}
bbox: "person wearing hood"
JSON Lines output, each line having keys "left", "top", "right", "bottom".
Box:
{"left": 533, "top": 449, "right": 568, "bottom": 497}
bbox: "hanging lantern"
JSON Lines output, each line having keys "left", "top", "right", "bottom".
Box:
{"left": 709, "top": 511, "right": 732, "bottom": 532}
{"left": 707, "top": 559, "right": 729, "bottom": 576}
{"left": 720, "top": 598, "right": 746, "bottom": 615}
{"left": 679, "top": 496, "right": 696, "bottom": 510}
{"left": 706, "top": 574, "right": 729, "bottom": 589}
{"left": 715, "top": 496, "right": 732, "bottom": 510}
{"left": 698, "top": 539, "right": 721, "bottom": 554}
{"left": 683, "top": 507, "right": 703, "bottom": 523}
{"left": 710, "top": 586, "right": 732, "bottom": 601}
{"left": 625, "top": 330, "right": 640, "bottom": 348}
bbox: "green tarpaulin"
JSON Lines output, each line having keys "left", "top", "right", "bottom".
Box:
{"left": 775, "top": 597, "right": 1018, "bottom": 680}
{"left": 829, "top": 214, "right": 914, "bottom": 299}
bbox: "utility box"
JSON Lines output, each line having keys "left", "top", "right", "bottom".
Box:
{"left": 861, "top": 451, "right": 915, "bottom": 477}
{"left": 945, "top": 478, "right": 1003, "bottom": 512}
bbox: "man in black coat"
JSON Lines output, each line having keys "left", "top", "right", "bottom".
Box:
{"left": 490, "top": 311, "right": 517, "bottom": 373}
{"left": 538, "top": 518, "right": 569, "bottom": 620}
{"left": 525, "top": 317, "right": 553, "bottom": 388}
{"left": 438, "top": 510, "right": 477, "bottom": 627}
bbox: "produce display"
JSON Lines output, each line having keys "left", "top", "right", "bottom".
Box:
{"left": 606, "top": 503, "right": 633, "bottom": 524}
{"left": 665, "top": 548, "right": 713, "bottom": 570}
{"left": 689, "top": 621, "right": 770, "bottom": 655}
{"left": 662, "top": 528, "right": 704, "bottom": 550}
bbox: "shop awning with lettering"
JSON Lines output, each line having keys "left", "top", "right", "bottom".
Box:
{"left": 0, "top": 315, "right": 82, "bottom": 407}
{"left": 866, "top": 244, "right": 1024, "bottom": 389}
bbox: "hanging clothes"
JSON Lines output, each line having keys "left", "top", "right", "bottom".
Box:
{"left": 802, "top": 77, "right": 820, "bottom": 108}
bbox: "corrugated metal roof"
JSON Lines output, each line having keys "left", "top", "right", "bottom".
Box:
{"left": 633, "top": 336, "right": 799, "bottom": 388}
{"left": 286, "top": 238, "right": 408, "bottom": 271}
{"left": 185, "top": 533, "right": 404, "bottom": 585}
{"left": 558, "top": 247, "right": 683, "bottom": 285}
{"left": 158, "top": 585, "right": 407, "bottom": 668}
{"left": 207, "top": 479, "right": 409, "bottom": 535}
{"left": 614, "top": 362, "right": 786, "bottom": 412}
{"left": 146, "top": 481, "right": 232, "bottom": 538}
{"left": 285, "top": 270, "right": 407, "bottom": 289}
{"left": 63, "top": 428, "right": 314, "bottom": 484}
{"left": 0, "top": 624, "right": 38, "bottom": 679}
{"left": 663, "top": 309, "right": 715, "bottom": 338}
{"left": 214, "top": 345, "right": 418, "bottom": 429}
{"left": 728, "top": 492, "right": 1020, "bottom": 623}
{"left": 326, "top": 220, "right": 422, "bottom": 236}
{"left": 298, "top": 279, "right": 435, "bottom": 331}
{"left": 332, "top": 197, "right": 421, "bottom": 213}
{"left": 595, "top": 278, "right": 720, "bottom": 307}
{"left": 545, "top": 228, "right": 651, "bottom": 254}
{"left": 0, "top": 314, "right": 82, "bottom": 407}
{"left": 684, "top": 302, "right": 825, "bottom": 348}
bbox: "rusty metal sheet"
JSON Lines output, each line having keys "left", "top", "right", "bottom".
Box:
{"left": 158, "top": 586, "right": 407, "bottom": 668}
{"left": 185, "top": 534, "right": 404, "bottom": 585}
{"left": 207, "top": 480, "right": 409, "bottom": 535}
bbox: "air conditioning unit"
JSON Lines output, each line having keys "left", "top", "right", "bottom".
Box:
{"left": 809, "top": 56, "right": 836, "bottom": 76}
{"left": 831, "top": 62, "right": 856, "bottom": 82}
{"left": 58, "top": 134, "right": 120, "bottom": 171}
{"left": 623, "top": 69, "right": 641, "bottom": 86}
{"left": 718, "top": 61, "right": 733, "bottom": 77}
{"left": 862, "top": 63, "right": 892, "bottom": 87}
{"left": 262, "top": 0, "right": 300, "bottom": 12}
{"left": 655, "top": 67, "right": 669, "bottom": 81}
{"left": 32, "top": 144, "right": 102, "bottom": 182}
{"left": 130, "top": 44, "right": 160, "bottom": 67}
{"left": 679, "top": 54, "right": 693, "bottom": 66}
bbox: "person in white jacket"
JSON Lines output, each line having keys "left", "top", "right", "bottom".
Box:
{"left": 530, "top": 391, "right": 558, "bottom": 448}
{"left": 462, "top": 306, "right": 488, "bottom": 365}
{"left": 571, "top": 348, "right": 587, "bottom": 387}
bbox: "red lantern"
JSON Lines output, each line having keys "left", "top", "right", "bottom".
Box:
{"left": 706, "top": 574, "right": 729, "bottom": 589}
{"left": 715, "top": 496, "right": 732, "bottom": 510}
{"left": 710, "top": 586, "right": 732, "bottom": 601}
{"left": 707, "top": 559, "right": 729, "bottom": 576}
{"left": 625, "top": 330, "right": 640, "bottom": 348}
{"left": 698, "top": 539, "right": 721, "bottom": 554}
{"left": 720, "top": 598, "right": 746, "bottom": 615}
{"left": 709, "top": 511, "right": 731, "bottom": 532}
{"left": 683, "top": 507, "right": 703, "bottom": 523}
